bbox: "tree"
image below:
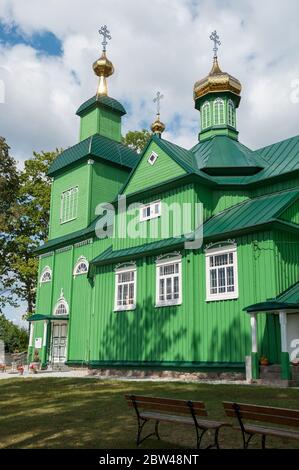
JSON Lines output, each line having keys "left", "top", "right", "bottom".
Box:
{"left": 122, "top": 129, "right": 151, "bottom": 154}
{"left": 0, "top": 314, "right": 28, "bottom": 353}
{"left": 0, "top": 137, "right": 19, "bottom": 313}
{"left": 0, "top": 148, "right": 59, "bottom": 316}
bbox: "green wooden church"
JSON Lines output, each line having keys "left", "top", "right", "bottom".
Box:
{"left": 28, "top": 29, "right": 299, "bottom": 383}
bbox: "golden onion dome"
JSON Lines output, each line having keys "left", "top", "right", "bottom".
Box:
{"left": 93, "top": 51, "right": 114, "bottom": 78}
{"left": 193, "top": 57, "right": 242, "bottom": 101}
{"left": 151, "top": 115, "right": 166, "bottom": 135}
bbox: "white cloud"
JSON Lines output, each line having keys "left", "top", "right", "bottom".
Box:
{"left": 0, "top": 0, "right": 298, "bottom": 163}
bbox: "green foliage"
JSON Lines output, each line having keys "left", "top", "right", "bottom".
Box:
{"left": 0, "top": 314, "right": 28, "bottom": 353}
{"left": 122, "top": 129, "right": 151, "bottom": 154}
{"left": 0, "top": 142, "right": 60, "bottom": 316}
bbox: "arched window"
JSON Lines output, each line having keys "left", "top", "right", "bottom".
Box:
{"left": 201, "top": 102, "right": 211, "bottom": 129}
{"left": 53, "top": 290, "right": 69, "bottom": 316}
{"left": 73, "top": 256, "right": 89, "bottom": 276}
{"left": 227, "top": 100, "right": 236, "bottom": 128}
{"left": 40, "top": 266, "right": 52, "bottom": 283}
{"left": 213, "top": 98, "right": 225, "bottom": 125}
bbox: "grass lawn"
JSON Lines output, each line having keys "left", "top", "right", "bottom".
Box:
{"left": 0, "top": 378, "right": 298, "bottom": 449}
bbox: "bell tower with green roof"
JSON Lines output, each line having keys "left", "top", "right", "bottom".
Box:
{"left": 77, "top": 25, "right": 125, "bottom": 143}
{"left": 193, "top": 31, "right": 242, "bottom": 143}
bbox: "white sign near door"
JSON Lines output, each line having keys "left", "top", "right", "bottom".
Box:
{"left": 35, "top": 337, "right": 42, "bottom": 348}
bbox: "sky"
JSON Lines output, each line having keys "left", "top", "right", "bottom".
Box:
{"left": 0, "top": 0, "right": 299, "bottom": 325}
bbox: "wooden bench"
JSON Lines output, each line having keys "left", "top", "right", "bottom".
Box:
{"left": 223, "top": 402, "right": 299, "bottom": 448}
{"left": 125, "top": 394, "right": 230, "bottom": 449}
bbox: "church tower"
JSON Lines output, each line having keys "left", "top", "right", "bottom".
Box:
{"left": 76, "top": 25, "right": 126, "bottom": 143}
{"left": 193, "top": 31, "right": 242, "bottom": 142}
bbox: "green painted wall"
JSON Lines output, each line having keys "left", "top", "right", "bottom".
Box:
{"left": 212, "top": 189, "right": 249, "bottom": 215}
{"left": 90, "top": 160, "right": 129, "bottom": 221}
{"left": 86, "top": 231, "right": 279, "bottom": 366}
{"left": 113, "top": 183, "right": 211, "bottom": 251}
{"left": 49, "top": 162, "right": 90, "bottom": 240}
{"left": 79, "top": 107, "right": 121, "bottom": 142}
{"left": 279, "top": 199, "right": 299, "bottom": 224}
{"left": 125, "top": 141, "right": 186, "bottom": 195}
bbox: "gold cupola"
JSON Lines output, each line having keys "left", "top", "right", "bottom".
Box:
{"left": 193, "top": 56, "right": 242, "bottom": 100}
{"left": 194, "top": 31, "right": 242, "bottom": 142}
{"left": 151, "top": 91, "right": 166, "bottom": 137}
{"left": 93, "top": 25, "right": 114, "bottom": 97}
{"left": 194, "top": 31, "right": 241, "bottom": 101}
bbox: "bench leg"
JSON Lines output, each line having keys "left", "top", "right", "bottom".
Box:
{"left": 195, "top": 427, "right": 209, "bottom": 450}
{"left": 243, "top": 432, "right": 254, "bottom": 449}
{"left": 261, "top": 434, "right": 266, "bottom": 449}
{"left": 155, "top": 420, "right": 161, "bottom": 440}
{"left": 136, "top": 419, "right": 161, "bottom": 446}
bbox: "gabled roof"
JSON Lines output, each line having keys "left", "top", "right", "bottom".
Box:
{"left": 47, "top": 133, "right": 139, "bottom": 176}
{"left": 203, "top": 189, "right": 299, "bottom": 239}
{"left": 76, "top": 95, "right": 126, "bottom": 116}
{"left": 244, "top": 281, "right": 299, "bottom": 313}
{"left": 191, "top": 135, "right": 265, "bottom": 176}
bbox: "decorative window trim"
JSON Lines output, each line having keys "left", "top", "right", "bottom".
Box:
{"left": 205, "top": 244, "right": 239, "bottom": 301}
{"left": 56, "top": 245, "right": 72, "bottom": 254}
{"left": 40, "top": 266, "right": 52, "bottom": 284}
{"left": 155, "top": 255, "right": 182, "bottom": 307}
{"left": 147, "top": 151, "right": 158, "bottom": 166}
{"left": 227, "top": 99, "right": 236, "bottom": 128}
{"left": 213, "top": 98, "right": 225, "bottom": 126}
{"left": 60, "top": 186, "right": 79, "bottom": 224}
{"left": 114, "top": 264, "right": 137, "bottom": 312}
{"left": 73, "top": 256, "right": 89, "bottom": 276}
{"left": 74, "top": 238, "right": 93, "bottom": 248}
{"left": 140, "top": 200, "right": 161, "bottom": 222}
{"left": 201, "top": 101, "right": 211, "bottom": 130}
{"left": 53, "top": 289, "right": 69, "bottom": 316}
{"left": 39, "top": 251, "right": 54, "bottom": 259}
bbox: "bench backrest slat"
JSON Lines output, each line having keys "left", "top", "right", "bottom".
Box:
{"left": 223, "top": 402, "right": 299, "bottom": 427}
{"left": 125, "top": 395, "right": 208, "bottom": 417}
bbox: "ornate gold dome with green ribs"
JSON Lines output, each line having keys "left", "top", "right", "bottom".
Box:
{"left": 193, "top": 57, "right": 242, "bottom": 100}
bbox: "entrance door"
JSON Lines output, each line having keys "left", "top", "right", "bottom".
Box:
{"left": 52, "top": 323, "right": 68, "bottom": 363}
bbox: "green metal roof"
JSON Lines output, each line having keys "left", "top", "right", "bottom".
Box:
{"left": 36, "top": 188, "right": 299, "bottom": 255}
{"left": 76, "top": 95, "right": 126, "bottom": 116}
{"left": 28, "top": 314, "right": 69, "bottom": 322}
{"left": 47, "top": 133, "right": 139, "bottom": 176}
{"left": 250, "top": 134, "right": 299, "bottom": 182}
{"left": 203, "top": 189, "right": 299, "bottom": 239}
{"left": 191, "top": 136, "right": 265, "bottom": 176}
{"left": 90, "top": 236, "right": 186, "bottom": 267}
{"left": 244, "top": 281, "right": 299, "bottom": 313}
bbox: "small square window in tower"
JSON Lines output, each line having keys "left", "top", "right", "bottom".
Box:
{"left": 147, "top": 151, "right": 158, "bottom": 166}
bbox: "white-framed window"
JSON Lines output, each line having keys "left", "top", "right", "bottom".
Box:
{"left": 227, "top": 99, "right": 236, "bottom": 128}
{"left": 201, "top": 101, "right": 211, "bottom": 129}
{"left": 140, "top": 200, "right": 161, "bottom": 222}
{"left": 114, "top": 264, "right": 136, "bottom": 311}
{"left": 148, "top": 151, "right": 158, "bottom": 166}
{"left": 60, "top": 186, "right": 79, "bottom": 224}
{"left": 40, "top": 266, "right": 52, "bottom": 284}
{"left": 73, "top": 256, "right": 89, "bottom": 276}
{"left": 213, "top": 98, "right": 225, "bottom": 125}
{"left": 205, "top": 245, "right": 238, "bottom": 301}
{"left": 156, "top": 256, "right": 182, "bottom": 307}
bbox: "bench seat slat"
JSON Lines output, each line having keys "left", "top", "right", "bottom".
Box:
{"left": 140, "top": 411, "right": 229, "bottom": 429}
{"left": 223, "top": 402, "right": 299, "bottom": 419}
{"left": 125, "top": 394, "right": 205, "bottom": 410}
{"left": 236, "top": 425, "right": 299, "bottom": 440}
{"left": 127, "top": 401, "right": 207, "bottom": 416}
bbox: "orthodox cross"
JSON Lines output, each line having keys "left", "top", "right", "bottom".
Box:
{"left": 99, "top": 25, "right": 112, "bottom": 52}
{"left": 153, "top": 91, "right": 164, "bottom": 116}
{"left": 210, "top": 30, "right": 221, "bottom": 58}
